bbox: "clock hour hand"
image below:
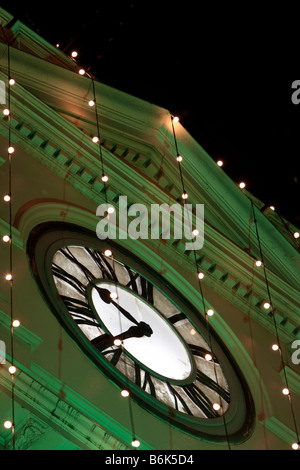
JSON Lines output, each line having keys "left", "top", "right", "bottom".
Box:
{"left": 95, "top": 285, "right": 139, "bottom": 326}
{"left": 91, "top": 321, "right": 153, "bottom": 351}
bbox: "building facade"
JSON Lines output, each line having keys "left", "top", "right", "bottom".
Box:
{"left": 0, "top": 8, "right": 299, "bottom": 450}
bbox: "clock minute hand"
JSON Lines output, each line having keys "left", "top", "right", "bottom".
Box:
{"left": 95, "top": 285, "right": 139, "bottom": 326}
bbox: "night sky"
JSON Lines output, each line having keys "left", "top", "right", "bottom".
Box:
{"left": 2, "top": 2, "right": 300, "bottom": 227}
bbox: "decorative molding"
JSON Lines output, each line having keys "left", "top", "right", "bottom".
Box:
{"left": 261, "top": 416, "right": 299, "bottom": 447}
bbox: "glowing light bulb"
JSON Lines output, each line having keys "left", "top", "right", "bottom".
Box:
{"left": 3, "top": 108, "right": 10, "bottom": 116}
{"left": 282, "top": 387, "right": 289, "bottom": 396}
{"left": 271, "top": 344, "right": 279, "bottom": 351}
{"left": 205, "top": 353, "right": 212, "bottom": 361}
{"left": 121, "top": 389, "right": 130, "bottom": 397}
{"left": 190, "top": 328, "right": 196, "bottom": 335}
{"left": 4, "top": 195, "right": 10, "bottom": 202}
{"left": 131, "top": 439, "right": 140, "bottom": 448}
{"left": 104, "top": 249, "right": 112, "bottom": 257}
{"left": 107, "top": 206, "right": 115, "bottom": 214}
{"left": 173, "top": 116, "right": 179, "bottom": 123}
{"left": 9, "top": 78, "right": 15, "bottom": 86}
{"left": 263, "top": 302, "right": 271, "bottom": 310}
{"left": 114, "top": 339, "right": 122, "bottom": 346}
{"left": 294, "top": 232, "right": 300, "bottom": 239}
{"left": 110, "top": 292, "right": 118, "bottom": 300}
{"left": 79, "top": 69, "right": 85, "bottom": 75}
{"left": 292, "top": 442, "right": 299, "bottom": 450}
{"left": 239, "top": 182, "right": 246, "bottom": 189}
{"left": 192, "top": 229, "right": 199, "bottom": 236}
{"left": 8, "top": 146, "right": 15, "bottom": 154}
{"left": 3, "top": 420, "right": 12, "bottom": 429}
{"left": 269, "top": 206, "right": 275, "bottom": 211}
{"left": 12, "top": 319, "right": 20, "bottom": 328}
{"left": 8, "top": 365, "right": 16, "bottom": 374}
{"left": 88, "top": 100, "right": 95, "bottom": 107}
{"left": 181, "top": 192, "right": 188, "bottom": 200}
{"left": 217, "top": 160, "right": 223, "bottom": 167}
{"left": 176, "top": 155, "right": 183, "bottom": 162}
{"left": 255, "top": 260, "right": 262, "bottom": 267}
{"left": 2, "top": 235, "right": 10, "bottom": 243}
{"left": 213, "top": 403, "right": 221, "bottom": 411}
{"left": 71, "top": 51, "right": 78, "bottom": 58}
{"left": 101, "top": 175, "right": 108, "bottom": 182}
{"left": 198, "top": 272, "right": 205, "bottom": 280}
{"left": 92, "top": 136, "right": 99, "bottom": 143}
{"left": 5, "top": 274, "right": 12, "bottom": 281}
{"left": 207, "top": 309, "right": 214, "bottom": 317}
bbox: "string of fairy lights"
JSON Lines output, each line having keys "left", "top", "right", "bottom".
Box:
{"left": 0, "top": 26, "right": 18, "bottom": 451}
{"left": 1, "top": 34, "right": 299, "bottom": 450}
{"left": 68, "top": 52, "right": 140, "bottom": 448}
{"left": 171, "top": 116, "right": 231, "bottom": 449}
{"left": 171, "top": 117, "right": 299, "bottom": 450}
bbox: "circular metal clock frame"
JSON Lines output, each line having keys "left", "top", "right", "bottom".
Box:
{"left": 27, "top": 222, "right": 255, "bottom": 444}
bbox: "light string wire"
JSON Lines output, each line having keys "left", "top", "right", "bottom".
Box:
{"left": 86, "top": 64, "right": 138, "bottom": 447}
{"left": 1, "top": 24, "right": 16, "bottom": 450}
{"left": 251, "top": 200, "right": 300, "bottom": 448}
{"left": 170, "top": 115, "right": 231, "bottom": 449}
{"left": 59, "top": 49, "right": 139, "bottom": 447}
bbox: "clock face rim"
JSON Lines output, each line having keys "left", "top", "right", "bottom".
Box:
{"left": 27, "top": 222, "right": 255, "bottom": 444}
{"left": 86, "top": 279, "right": 197, "bottom": 385}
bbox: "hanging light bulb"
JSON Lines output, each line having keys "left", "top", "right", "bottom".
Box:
{"left": 71, "top": 51, "right": 78, "bottom": 58}
{"left": 282, "top": 387, "right": 289, "bottom": 396}
{"left": 3, "top": 108, "right": 10, "bottom": 116}
{"left": 2, "top": 235, "right": 10, "bottom": 243}
{"left": 110, "top": 292, "right": 118, "bottom": 300}
{"left": 12, "top": 319, "right": 20, "bottom": 328}
{"left": 9, "top": 78, "right": 15, "bottom": 86}
{"left": 8, "top": 146, "right": 15, "bottom": 154}
{"left": 207, "top": 309, "right": 214, "bottom": 317}
{"left": 104, "top": 249, "right": 112, "bottom": 257}
{"left": 212, "top": 403, "right": 221, "bottom": 411}
{"left": 5, "top": 273, "right": 12, "bottom": 281}
{"left": 192, "top": 229, "right": 199, "bottom": 236}
{"left": 293, "top": 232, "right": 300, "bottom": 239}
{"left": 239, "top": 182, "right": 246, "bottom": 189}
{"left": 131, "top": 438, "right": 140, "bottom": 448}
{"left": 205, "top": 353, "right": 212, "bottom": 361}
{"left": 121, "top": 389, "right": 130, "bottom": 397}
{"left": 107, "top": 206, "right": 115, "bottom": 214}
{"left": 271, "top": 343, "right": 279, "bottom": 351}
{"left": 88, "top": 100, "right": 95, "bottom": 107}
{"left": 4, "top": 194, "right": 11, "bottom": 202}
{"left": 181, "top": 191, "right": 188, "bottom": 200}
{"left": 3, "top": 420, "right": 12, "bottom": 429}
{"left": 173, "top": 116, "right": 179, "bottom": 123}
{"left": 78, "top": 69, "right": 86, "bottom": 75}
{"left": 8, "top": 365, "right": 16, "bottom": 375}
{"left": 176, "top": 155, "right": 183, "bottom": 162}
{"left": 114, "top": 339, "right": 122, "bottom": 346}
{"left": 101, "top": 175, "right": 108, "bottom": 182}
{"left": 92, "top": 136, "right": 99, "bottom": 143}
{"left": 255, "top": 260, "right": 262, "bottom": 267}
{"left": 198, "top": 272, "right": 205, "bottom": 280}
{"left": 217, "top": 160, "right": 223, "bottom": 167}
{"left": 292, "top": 442, "right": 299, "bottom": 450}
{"left": 263, "top": 302, "right": 271, "bottom": 310}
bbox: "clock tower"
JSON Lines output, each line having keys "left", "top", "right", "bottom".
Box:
{"left": 0, "top": 7, "right": 299, "bottom": 450}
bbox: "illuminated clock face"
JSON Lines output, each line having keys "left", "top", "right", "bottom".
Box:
{"left": 28, "top": 225, "right": 254, "bottom": 442}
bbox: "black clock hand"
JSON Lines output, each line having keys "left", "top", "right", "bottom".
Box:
{"left": 91, "top": 321, "right": 153, "bottom": 351}
{"left": 94, "top": 285, "right": 139, "bottom": 326}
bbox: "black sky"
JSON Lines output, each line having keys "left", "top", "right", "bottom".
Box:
{"left": 1, "top": 1, "right": 300, "bottom": 227}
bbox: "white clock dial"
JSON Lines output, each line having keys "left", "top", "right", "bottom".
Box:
{"left": 90, "top": 281, "right": 194, "bottom": 382}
